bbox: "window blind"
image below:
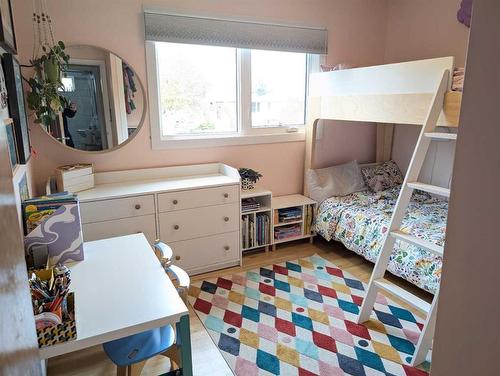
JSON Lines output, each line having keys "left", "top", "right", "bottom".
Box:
{"left": 144, "top": 12, "right": 328, "bottom": 55}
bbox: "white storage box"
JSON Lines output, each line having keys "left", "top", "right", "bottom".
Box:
{"left": 56, "top": 164, "right": 94, "bottom": 193}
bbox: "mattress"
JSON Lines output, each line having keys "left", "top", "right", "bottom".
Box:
{"left": 314, "top": 185, "right": 447, "bottom": 293}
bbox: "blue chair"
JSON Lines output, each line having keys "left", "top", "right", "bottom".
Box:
{"left": 103, "top": 241, "right": 190, "bottom": 376}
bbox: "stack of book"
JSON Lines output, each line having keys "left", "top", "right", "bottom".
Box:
{"left": 242, "top": 198, "right": 260, "bottom": 212}
{"left": 241, "top": 215, "right": 255, "bottom": 249}
{"left": 303, "top": 204, "right": 315, "bottom": 235}
{"left": 274, "top": 223, "right": 302, "bottom": 240}
{"left": 23, "top": 192, "right": 79, "bottom": 235}
{"left": 23, "top": 192, "right": 84, "bottom": 265}
{"left": 256, "top": 213, "right": 270, "bottom": 246}
{"left": 275, "top": 207, "right": 302, "bottom": 224}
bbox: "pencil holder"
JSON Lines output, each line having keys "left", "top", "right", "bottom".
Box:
{"left": 36, "top": 292, "right": 77, "bottom": 347}
{"left": 32, "top": 269, "right": 77, "bottom": 347}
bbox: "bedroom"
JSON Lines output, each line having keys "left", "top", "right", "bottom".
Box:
{"left": 1, "top": 1, "right": 498, "bottom": 376}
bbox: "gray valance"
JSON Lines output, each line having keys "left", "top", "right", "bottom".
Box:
{"left": 144, "top": 11, "right": 328, "bottom": 55}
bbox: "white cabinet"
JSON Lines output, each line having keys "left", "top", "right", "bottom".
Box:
{"left": 159, "top": 203, "right": 239, "bottom": 242}
{"left": 83, "top": 215, "right": 157, "bottom": 243}
{"left": 80, "top": 195, "right": 155, "bottom": 223}
{"left": 168, "top": 231, "right": 240, "bottom": 275}
{"left": 77, "top": 163, "right": 241, "bottom": 274}
{"left": 158, "top": 185, "right": 238, "bottom": 212}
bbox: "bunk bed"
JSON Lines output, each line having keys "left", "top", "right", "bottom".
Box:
{"left": 305, "top": 57, "right": 461, "bottom": 294}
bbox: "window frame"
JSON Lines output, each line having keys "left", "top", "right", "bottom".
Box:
{"left": 146, "top": 41, "right": 320, "bottom": 150}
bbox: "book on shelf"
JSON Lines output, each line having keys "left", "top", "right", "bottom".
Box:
{"left": 241, "top": 214, "right": 255, "bottom": 249}
{"left": 242, "top": 197, "right": 261, "bottom": 212}
{"left": 304, "top": 204, "right": 314, "bottom": 234}
{"left": 274, "top": 223, "right": 302, "bottom": 240}
{"left": 275, "top": 207, "right": 302, "bottom": 224}
{"left": 256, "top": 212, "right": 270, "bottom": 246}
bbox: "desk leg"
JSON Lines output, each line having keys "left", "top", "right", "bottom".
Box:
{"left": 40, "top": 359, "right": 47, "bottom": 376}
{"left": 179, "top": 314, "right": 193, "bottom": 376}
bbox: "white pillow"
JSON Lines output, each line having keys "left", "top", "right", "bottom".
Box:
{"left": 306, "top": 160, "right": 366, "bottom": 203}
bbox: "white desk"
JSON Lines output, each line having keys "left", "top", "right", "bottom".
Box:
{"left": 39, "top": 234, "right": 192, "bottom": 375}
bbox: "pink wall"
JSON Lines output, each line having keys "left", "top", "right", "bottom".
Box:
{"left": 385, "top": 0, "right": 469, "bottom": 179}
{"left": 312, "top": 121, "right": 376, "bottom": 169}
{"left": 384, "top": 0, "right": 470, "bottom": 66}
{"left": 12, "top": 0, "right": 388, "bottom": 196}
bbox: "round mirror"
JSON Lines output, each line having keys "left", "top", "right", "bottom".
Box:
{"left": 41, "top": 45, "right": 145, "bottom": 151}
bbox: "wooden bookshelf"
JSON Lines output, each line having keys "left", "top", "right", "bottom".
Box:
{"left": 241, "top": 189, "right": 318, "bottom": 253}
{"left": 272, "top": 194, "right": 317, "bottom": 251}
{"left": 241, "top": 187, "right": 272, "bottom": 253}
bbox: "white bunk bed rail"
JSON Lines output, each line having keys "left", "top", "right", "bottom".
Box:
{"left": 308, "top": 57, "right": 461, "bottom": 127}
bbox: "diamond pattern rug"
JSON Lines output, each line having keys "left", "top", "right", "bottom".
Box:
{"left": 188, "top": 254, "right": 431, "bottom": 376}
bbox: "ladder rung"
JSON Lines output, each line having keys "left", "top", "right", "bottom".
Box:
{"left": 391, "top": 230, "right": 444, "bottom": 257}
{"left": 374, "top": 279, "right": 431, "bottom": 314}
{"left": 424, "top": 132, "right": 457, "bottom": 141}
{"left": 407, "top": 182, "right": 450, "bottom": 198}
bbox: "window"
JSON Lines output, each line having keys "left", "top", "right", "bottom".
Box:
{"left": 60, "top": 76, "right": 75, "bottom": 92}
{"left": 148, "top": 41, "right": 318, "bottom": 148}
{"left": 157, "top": 43, "right": 238, "bottom": 136}
{"left": 251, "top": 50, "right": 307, "bottom": 128}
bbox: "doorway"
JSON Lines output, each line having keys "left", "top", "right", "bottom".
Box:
{"left": 61, "top": 65, "right": 108, "bottom": 150}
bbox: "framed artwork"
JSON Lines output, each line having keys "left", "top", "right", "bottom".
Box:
{"left": 0, "top": 0, "right": 16, "bottom": 54}
{"left": 0, "top": 53, "right": 8, "bottom": 119}
{"left": 18, "top": 170, "right": 29, "bottom": 201}
{"left": 5, "top": 118, "right": 17, "bottom": 169}
{"left": 3, "top": 53, "right": 30, "bottom": 163}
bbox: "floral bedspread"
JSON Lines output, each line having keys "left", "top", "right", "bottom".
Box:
{"left": 314, "top": 186, "right": 448, "bottom": 293}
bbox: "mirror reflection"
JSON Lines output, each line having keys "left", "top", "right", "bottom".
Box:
{"left": 45, "top": 45, "right": 145, "bottom": 151}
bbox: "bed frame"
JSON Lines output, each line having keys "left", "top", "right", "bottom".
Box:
{"left": 304, "top": 57, "right": 461, "bottom": 192}
{"left": 304, "top": 58, "right": 461, "bottom": 366}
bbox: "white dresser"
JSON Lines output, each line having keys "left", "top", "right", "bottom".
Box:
{"left": 77, "top": 163, "right": 241, "bottom": 274}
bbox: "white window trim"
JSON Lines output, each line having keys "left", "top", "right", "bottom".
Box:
{"left": 145, "top": 41, "right": 321, "bottom": 150}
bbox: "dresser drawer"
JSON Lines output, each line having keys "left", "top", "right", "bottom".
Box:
{"left": 80, "top": 195, "right": 155, "bottom": 224}
{"left": 82, "top": 214, "right": 157, "bottom": 243}
{"left": 159, "top": 203, "right": 239, "bottom": 242}
{"left": 168, "top": 231, "right": 239, "bottom": 273}
{"left": 158, "top": 185, "right": 238, "bottom": 212}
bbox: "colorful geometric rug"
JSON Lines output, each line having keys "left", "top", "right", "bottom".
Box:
{"left": 188, "top": 254, "right": 431, "bottom": 376}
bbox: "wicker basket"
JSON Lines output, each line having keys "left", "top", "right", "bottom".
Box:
{"left": 241, "top": 178, "right": 255, "bottom": 190}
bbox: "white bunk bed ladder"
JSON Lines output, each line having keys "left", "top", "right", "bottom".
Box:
{"left": 356, "top": 69, "right": 454, "bottom": 367}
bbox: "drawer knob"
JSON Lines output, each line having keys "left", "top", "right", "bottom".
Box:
{"left": 224, "top": 245, "right": 230, "bottom": 251}
{"left": 223, "top": 193, "right": 229, "bottom": 198}
{"left": 174, "top": 224, "right": 180, "bottom": 230}
{"left": 173, "top": 199, "right": 178, "bottom": 205}
{"left": 135, "top": 204, "right": 141, "bottom": 210}
{"left": 224, "top": 216, "right": 229, "bottom": 222}
{"left": 175, "top": 255, "right": 181, "bottom": 261}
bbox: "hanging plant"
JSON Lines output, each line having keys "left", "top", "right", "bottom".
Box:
{"left": 26, "top": 41, "right": 71, "bottom": 127}
{"left": 24, "top": 1, "right": 71, "bottom": 128}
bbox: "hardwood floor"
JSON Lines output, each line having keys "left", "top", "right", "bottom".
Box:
{"left": 47, "top": 238, "right": 432, "bottom": 376}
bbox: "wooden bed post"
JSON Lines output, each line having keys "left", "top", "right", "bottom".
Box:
{"left": 304, "top": 97, "right": 322, "bottom": 196}
{"left": 376, "top": 123, "right": 394, "bottom": 162}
